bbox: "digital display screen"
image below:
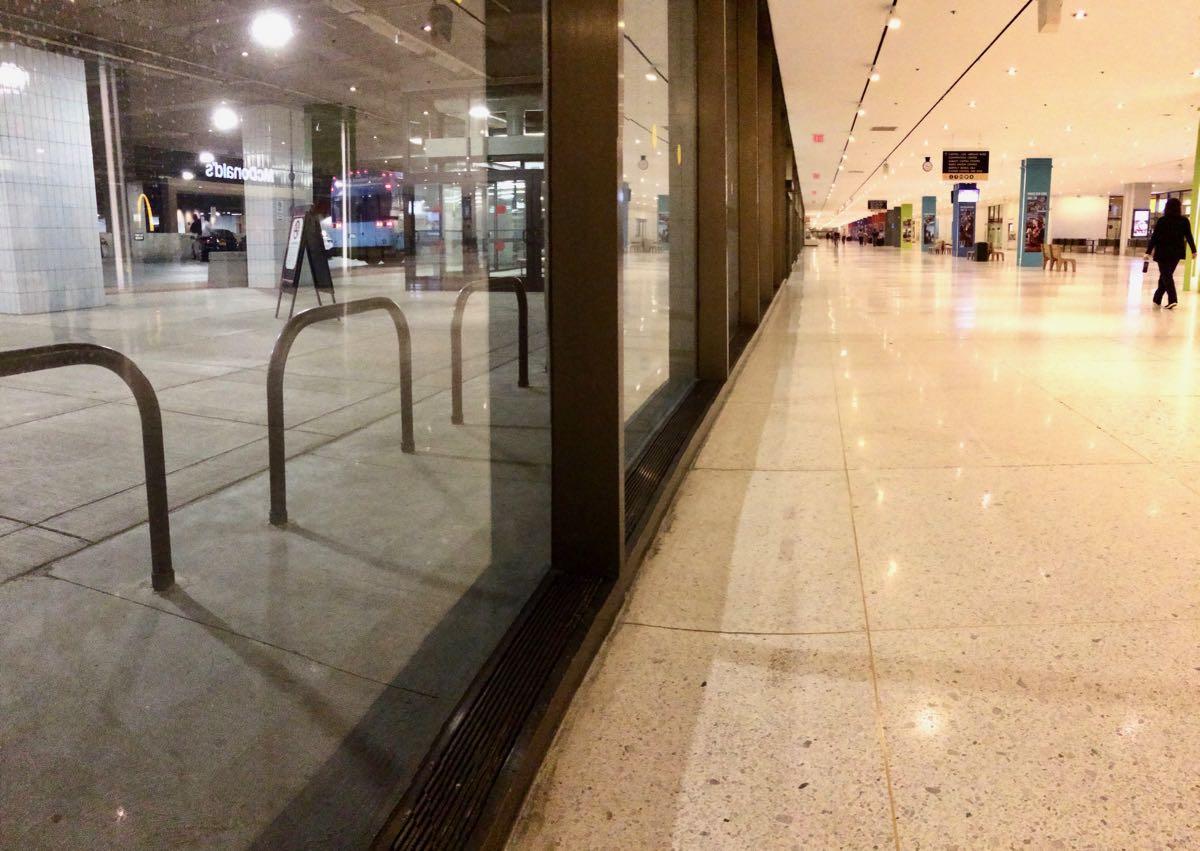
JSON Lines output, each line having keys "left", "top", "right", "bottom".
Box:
{"left": 957, "top": 189, "right": 980, "bottom": 203}
{"left": 1132, "top": 209, "right": 1150, "bottom": 239}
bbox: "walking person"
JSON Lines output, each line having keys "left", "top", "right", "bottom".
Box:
{"left": 1145, "top": 198, "right": 1197, "bottom": 310}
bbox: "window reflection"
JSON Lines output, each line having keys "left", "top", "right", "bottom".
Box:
{"left": 619, "top": 0, "right": 698, "bottom": 461}
{"left": 0, "top": 0, "right": 548, "bottom": 843}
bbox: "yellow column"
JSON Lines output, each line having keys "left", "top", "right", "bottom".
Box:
{"left": 1186, "top": 116, "right": 1200, "bottom": 291}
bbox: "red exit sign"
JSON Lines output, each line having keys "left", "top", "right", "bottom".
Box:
{"left": 812, "top": 133, "right": 824, "bottom": 143}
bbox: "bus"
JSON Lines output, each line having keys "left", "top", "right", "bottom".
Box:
{"left": 327, "top": 171, "right": 405, "bottom": 252}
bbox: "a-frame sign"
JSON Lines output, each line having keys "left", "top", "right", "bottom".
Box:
{"left": 275, "top": 208, "right": 336, "bottom": 319}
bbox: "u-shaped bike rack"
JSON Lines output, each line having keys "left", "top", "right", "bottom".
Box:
{"left": 267, "top": 297, "right": 415, "bottom": 527}
{"left": 0, "top": 344, "right": 174, "bottom": 591}
{"left": 450, "top": 277, "right": 529, "bottom": 425}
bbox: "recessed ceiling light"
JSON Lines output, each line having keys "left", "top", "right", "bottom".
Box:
{"left": 422, "top": 22, "right": 433, "bottom": 32}
{"left": 1073, "top": 8, "right": 1087, "bottom": 19}
{"left": 469, "top": 104, "right": 490, "bottom": 118}
{"left": 849, "top": 135, "right": 856, "bottom": 142}
{"left": 943, "top": 123, "right": 950, "bottom": 130}
{"left": 250, "top": 10, "right": 294, "bottom": 49}
{"left": 241, "top": 51, "right": 249, "bottom": 57}
{"left": 1117, "top": 102, "right": 1124, "bottom": 109}
{"left": 645, "top": 72, "right": 658, "bottom": 81}
{"left": 210, "top": 105, "right": 240, "bottom": 132}
{"left": 857, "top": 108, "right": 866, "bottom": 116}
{"left": 1192, "top": 69, "right": 1200, "bottom": 78}
{"left": 887, "top": 16, "right": 901, "bottom": 29}
{"left": 409, "top": 136, "right": 424, "bottom": 145}
{"left": 968, "top": 100, "right": 977, "bottom": 108}
{"left": 870, "top": 71, "right": 881, "bottom": 82}
{"left": 1007, "top": 66, "right": 1017, "bottom": 76}
{"left": 349, "top": 85, "right": 357, "bottom": 92}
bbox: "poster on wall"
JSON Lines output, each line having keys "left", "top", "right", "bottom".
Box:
{"left": 902, "top": 217, "right": 914, "bottom": 244}
{"left": 958, "top": 204, "right": 976, "bottom": 249}
{"left": 1008, "top": 221, "right": 1016, "bottom": 242}
{"left": 1132, "top": 209, "right": 1150, "bottom": 239}
{"left": 1024, "top": 192, "right": 1048, "bottom": 252}
{"left": 923, "top": 214, "right": 936, "bottom": 245}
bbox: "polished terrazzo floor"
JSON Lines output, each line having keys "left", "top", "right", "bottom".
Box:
{"left": 510, "top": 245, "right": 1200, "bottom": 849}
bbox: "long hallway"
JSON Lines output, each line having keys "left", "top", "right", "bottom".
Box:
{"left": 510, "top": 245, "right": 1200, "bottom": 849}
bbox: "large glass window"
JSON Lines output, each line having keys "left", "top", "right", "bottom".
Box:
{"left": 0, "top": 0, "right": 547, "bottom": 843}
{"left": 619, "top": 0, "right": 699, "bottom": 461}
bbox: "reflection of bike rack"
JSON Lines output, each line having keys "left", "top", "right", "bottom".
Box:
{"left": 267, "top": 298, "right": 415, "bottom": 527}
{"left": 0, "top": 344, "right": 174, "bottom": 591}
{"left": 450, "top": 277, "right": 529, "bottom": 425}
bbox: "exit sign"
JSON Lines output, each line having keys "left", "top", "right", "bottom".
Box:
{"left": 812, "top": 133, "right": 824, "bottom": 143}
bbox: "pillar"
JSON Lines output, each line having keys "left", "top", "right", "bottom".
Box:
{"left": 886, "top": 207, "right": 900, "bottom": 246}
{"left": 901, "top": 203, "right": 915, "bottom": 250}
{"left": 1118, "top": 182, "right": 1152, "bottom": 256}
{"left": 921, "top": 196, "right": 938, "bottom": 251}
{"left": 1184, "top": 121, "right": 1200, "bottom": 291}
{"left": 242, "top": 106, "right": 314, "bottom": 288}
{"left": 0, "top": 44, "right": 105, "bottom": 314}
{"left": 1017, "top": 159, "right": 1052, "bottom": 267}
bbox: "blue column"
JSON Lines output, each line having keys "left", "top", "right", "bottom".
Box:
{"left": 1018, "top": 158, "right": 1053, "bottom": 268}
{"left": 921, "top": 196, "right": 937, "bottom": 252}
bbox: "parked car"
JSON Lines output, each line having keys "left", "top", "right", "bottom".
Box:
{"left": 198, "top": 229, "right": 241, "bottom": 261}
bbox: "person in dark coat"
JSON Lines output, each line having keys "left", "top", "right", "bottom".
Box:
{"left": 1145, "top": 197, "right": 1197, "bottom": 309}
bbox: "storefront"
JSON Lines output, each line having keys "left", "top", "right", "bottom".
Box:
{"left": 0, "top": 0, "right": 799, "bottom": 845}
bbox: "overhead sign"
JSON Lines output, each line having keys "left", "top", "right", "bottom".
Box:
{"left": 942, "top": 150, "right": 990, "bottom": 181}
{"left": 204, "top": 160, "right": 277, "bottom": 184}
{"left": 867, "top": 200, "right": 888, "bottom": 210}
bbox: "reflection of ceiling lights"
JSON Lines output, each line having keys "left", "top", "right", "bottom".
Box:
{"left": 0, "top": 62, "right": 30, "bottom": 93}
{"left": 250, "top": 10, "right": 294, "bottom": 49}
{"left": 211, "top": 105, "right": 240, "bottom": 132}
{"left": 645, "top": 72, "right": 658, "bottom": 82}
{"left": 198, "top": 151, "right": 215, "bottom": 164}
{"left": 409, "top": 136, "right": 424, "bottom": 145}
{"left": 468, "top": 104, "right": 490, "bottom": 119}
{"left": 181, "top": 170, "right": 196, "bottom": 181}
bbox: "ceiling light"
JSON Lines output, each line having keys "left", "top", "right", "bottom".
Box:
{"left": 409, "top": 136, "right": 424, "bottom": 145}
{"left": 645, "top": 72, "right": 658, "bottom": 81}
{"left": 422, "top": 22, "right": 433, "bottom": 32}
{"left": 468, "top": 104, "right": 490, "bottom": 118}
{"left": 1073, "top": 8, "right": 1087, "bottom": 19}
{"left": 349, "top": 85, "right": 357, "bottom": 92}
{"left": 241, "top": 51, "right": 249, "bottom": 57}
{"left": 968, "top": 100, "right": 977, "bottom": 108}
{"left": 618, "top": 19, "right": 625, "bottom": 28}
{"left": 849, "top": 135, "right": 856, "bottom": 143}
{"left": 943, "top": 123, "right": 950, "bottom": 130}
{"left": 250, "top": 10, "right": 294, "bottom": 49}
{"left": 198, "top": 151, "right": 215, "bottom": 164}
{"left": 0, "top": 62, "right": 30, "bottom": 93}
{"left": 869, "top": 70, "right": 881, "bottom": 82}
{"left": 1192, "top": 69, "right": 1200, "bottom": 78}
{"left": 887, "top": 16, "right": 901, "bottom": 29}
{"left": 857, "top": 108, "right": 866, "bottom": 116}
{"left": 1007, "top": 66, "right": 1017, "bottom": 76}
{"left": 181, "top": 170, "right": 195, "bottom": 181}
{"left": 1117, "top": 102, "right": 1124, "bottom": 109}
{"left": 210, "top": 105, "right": 240, "bottom": 132}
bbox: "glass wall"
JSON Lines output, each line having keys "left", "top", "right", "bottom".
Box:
{"left": 619, "top": 0, "right": 699, "bottom": 461}
{"left": 0, "top": 0, "right": 547, "bottom": 844}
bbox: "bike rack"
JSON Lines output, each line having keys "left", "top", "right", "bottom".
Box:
{"left": 450, "top": 277, "right": 529, "bottom": 425}
{"left": 267, "top": 297, "right": 415, "bottom": 527}
{"left": 0, "top": 344, "right": 174, "bottom": 591}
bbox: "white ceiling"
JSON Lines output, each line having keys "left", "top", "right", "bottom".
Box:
{"left": 769, "top": 0, "right": 1200, "bottom": 225}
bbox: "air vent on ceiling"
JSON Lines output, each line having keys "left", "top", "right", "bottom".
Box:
{"left": 847, "top": 170, "right": 865, "bottom": 174}
{"left": 870, "top": 126, "right": 898, "bottom": 132}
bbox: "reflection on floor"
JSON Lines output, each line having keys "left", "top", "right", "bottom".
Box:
{"left": 622, "top": 252, "right": 670, "bottom": 421}
{"left": 0, "top": 271, "right": 550, "bottom": 846}
{"left": 510, "top": 246, "right": 1200, "bottom": 848}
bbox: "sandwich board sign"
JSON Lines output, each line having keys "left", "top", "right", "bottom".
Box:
{"left": 276, "top": 208, "right": 335, "bottom": 318}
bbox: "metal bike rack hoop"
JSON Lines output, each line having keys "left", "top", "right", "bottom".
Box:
{"left": 267, "top": 297, "right": 415, "bottom": 527}
{"left": 450, "top": 277, "right": 529, "bottom": 425}
{"left": 0, "top": 343, "right": 174, "bottom": 591}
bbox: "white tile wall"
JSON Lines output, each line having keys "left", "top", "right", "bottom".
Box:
{"left": 242, "top": 106, "right": 313, "bottom": 288}
{"left": 0, "top": 44, "right": 105, "bottom": 314}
